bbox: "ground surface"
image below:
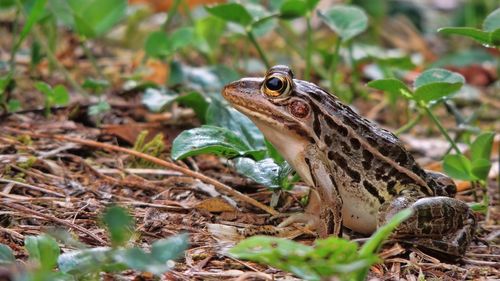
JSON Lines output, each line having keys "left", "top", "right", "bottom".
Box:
{"left": 0, "top": 103, "right": 498, "bottom": 280}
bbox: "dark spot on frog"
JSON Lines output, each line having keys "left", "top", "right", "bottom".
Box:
{"left": 324, "top": 134, "right": 332, "bottom": 146}
{"left": 340, "top": 140, "right": 351, "bottom": 153}
{"left": 350, "top": 138, "right": 361, "bottom": 150}
{"left": 363, "top": 180, "right": 385, "bottom": 204}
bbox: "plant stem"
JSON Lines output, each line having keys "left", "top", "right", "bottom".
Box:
{"left": 423, "top": 106, "right": 461, "bottom": 155}
{"left": 395, "top": 113, "right": 422, "bottom": 136}
{"left": 163, "top": 0, "right": 183, "bottom": 31}
{"left": 31, "top": 26, "right": 87, "bottom": 96}
{"left": 247, "top": 29, "right": 270, "bottom": 68}
{"left": 305, "top": 14, "right": 312, "bottom": 80}
{"left": 330, "top": 39, "right": 342, "bottom": 89}
{"left": 81, "top": 40, "right": 105, "bottom": 79}
{"left": 9, "top": 7, "right": 20, "bottom": 77}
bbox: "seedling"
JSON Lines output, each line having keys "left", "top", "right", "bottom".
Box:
{"left": 35, "top": 82, "right": 70, "bottom": 117}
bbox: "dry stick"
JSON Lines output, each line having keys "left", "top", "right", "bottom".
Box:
{"left": 4, "top": 128, "right": 279, "bottom": 216}
{"left": 2, "top": 202, "right": 106, "bottom": 244}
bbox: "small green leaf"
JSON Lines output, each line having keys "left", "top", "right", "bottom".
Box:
{"left": 367, "top": 79, "right": 413, "bottom": 99}
{"left": 206, "top": 3, "right": 253, "bottom": 27}
{"left": 58, "top": 247, "right": 127, "bottom": 274}
{"left": 68, "top": 0, "right": 127, "bottom": 38}
{"left": 483, "top": 8, "right": 500, "bottom": 32}
{"left": 7, "top": 99, "right": 21, "bottom": 112}
{"left": 438, "top": 27, "right": 491, "bottom": 45}
{"left": 471, "top": 158, "right": 491, "bottom": 181}
{"left": 88, "top": 100, "right": 111, "bottom": 116}
{"left": 142, "top": 88, "right": 177, "bottom": 113}
{"left": 0, "top": 244, "right": 15, "bottom": 265}
{"left": 413, "top": 82, "right": 463, "bottom": 103}
{"left": 82, "top": 78, "right": 110, "bottom": 92}
{"left": 35, "top": 81, "right": 53, "bottom": 97}
{"left": 470, "top": 132, "right": 495, "bottom": 162}
{"left": 230, "top": 236, "right": 318, "bottom": 280}
{"left": 234, "top": 158, "right": 282, "bottom": 189}
{"left": 279, "top": 0, "right": 308, "bottom": 19}
{"left": 52, "top": 85, "right": 70, "bottom": 105}
{"left": 151, "top": 233, "right": 188, "bottom": 262}
{"left": 414, "top": 68, "right": 465, "bottom": 88}
{"left": 443, "top": 154, "right": 475, "bottom": 180}
{"left": 144, "top": 31, "right": 170, "bottom": 58}
{"left": 171, "top": 126, "right": 258, "bottom": 160}
{"left": 318, "top": 5, "right": 368, "bottom": 42}
{"left": 170, "top": 27, "right": 194, "bottom": 51}
{"left": 102, "top": 206, "right": 134, "bottom": 247}
{"left": 174, "top": 92, "right": 209, "bottom": 124}
{"left": 25, "top": 234, "right": 60, "bottom": 270}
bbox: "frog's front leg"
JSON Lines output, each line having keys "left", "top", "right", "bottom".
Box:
{"left": 279, "top": 147, "right": 343, "bottom": 237}
{"left": 378, "top": 193, "right": 476, "bottom": 257}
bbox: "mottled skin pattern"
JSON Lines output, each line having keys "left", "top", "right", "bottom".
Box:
{"left": 222, "top": 65, "right": 476, "bottom": 258}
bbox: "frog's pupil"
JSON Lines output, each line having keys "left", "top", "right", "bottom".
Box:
{"left": 266, "top": 77, "right": 283, "bottom": 91}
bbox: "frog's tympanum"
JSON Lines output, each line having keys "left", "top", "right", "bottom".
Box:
{"left": 222, "top": 65, "right": 476, "bottom": 258}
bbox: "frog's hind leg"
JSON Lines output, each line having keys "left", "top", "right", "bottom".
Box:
{"left": 378, "top": 194, "right": 476, "bottom": 258}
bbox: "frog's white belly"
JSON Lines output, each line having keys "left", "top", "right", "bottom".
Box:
{"left": 339, "top": 189, "right": 379, "bottom": 234}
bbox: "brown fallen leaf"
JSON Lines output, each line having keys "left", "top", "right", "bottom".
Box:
{"left": 195, "top": 197, "right": 237, "bottom": 213}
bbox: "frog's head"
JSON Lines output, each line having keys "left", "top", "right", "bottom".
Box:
{"left": 222, "top": 65, "right": 333, "bottom": 185}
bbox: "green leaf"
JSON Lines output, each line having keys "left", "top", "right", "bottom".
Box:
{"left": 52, "top": 85, "right": 70, "bottom": 105}
{"left": 483, "top": 8, "right": 500, "bottom": 32}
{"left": 102, "top": 206, "right": 134, "bottom": 247}
{"left": 171, "top": 126, "right": 257, "bottom": 160}
{"left": 35, "top": 81, "right": 53, "bottom": 97}
{"left": 7, "top": 99, "right": 21, "bottom": 112}
{"left": 413, "top": 82, "right": 463, "bottom": 103}
{"left": 82, "top": 78, "right": 110, "bottom": 92}
{"left": 151, "top": 233, "right": 188, "bottom": 262}
{"left": 367, "top": 79, "right": 413, "bottom": 99}
{"left": 194, "top": 16, "right": 226, "bottom": 55}
{"left": 490, "top": 28, "right": 500, "bottom": 46}
{"left": 144, "top": 31, "right": 170, "bottom": 58}
{"left": 471, "top": 158, "right": 491, "bottom": 181}
{"left": 206, "top": 3, "right": 253, "bottom": 27}
{"left": 206, "top": 99, "right": 266, "bottom": 151}
{"left": 318, "top": 5, "right": 368, "bottom": 42}
{"left": 229, "top": 236, "right": 319, "bottom": 280}
{"left": 174, "top": 92, "right": 209, "bottom": 124}
{"left": 443, "top": 154, "right": 475, "bottom": 181}
{"left": 414, "top": 68, "right": 465, "bottom": 88}
{"left": 359, "top": 209, "right": 412, "bottom": 256}
{"left": 58, "top": 247, "right": 127, "bottom": 274}
{"left": 234, "top": 158, "right": 282, "bottom": 189}
{"left": 68, "top": 0, "right": 127, "bottom": 37}
{"left": 14, "top": 0, "right": 47, "bottom": 52}
{"left": 356, "top": 209, "right": 411, "bottom": 280}
{"left": 141, "top": 88, "right": 177, "bottom": 113}
{"left": 25, "top": 234, "right": 60, "bottom": 270}
{"left": 114, "top": 234, "right": 188, "bottom": 276}
{"left": 470, "top": 132, "right": 495, "bottom": 162}
{"left": 438, "top": 27, "right": 491, "bottom": 45}
{"left": 230, "top": 235, "right": 378, "bottom": 281}
{"left": 0, "top": 244, "right": 15, "bottom": 265}
{"left": 170, "top": 27, "right": 194, "bottom": 51}
{"left": 88, "top": 100, "right": 111, "bottom": 116}
{"left": 279, "top": 0, "right": 308, "bottom": 19}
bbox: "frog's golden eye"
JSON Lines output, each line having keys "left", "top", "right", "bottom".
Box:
{"left": 262, "top": 75, "right": 291, "bottom": 98}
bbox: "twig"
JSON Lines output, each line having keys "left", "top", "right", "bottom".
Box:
{"left": 1, "top": 202, "right": 106, "bottom": 245}
{"left": 0, "top": 178, "right": 65, "bottom": 197}
{"left": 4, "top": 128, "right": 279, "bottom": 216}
